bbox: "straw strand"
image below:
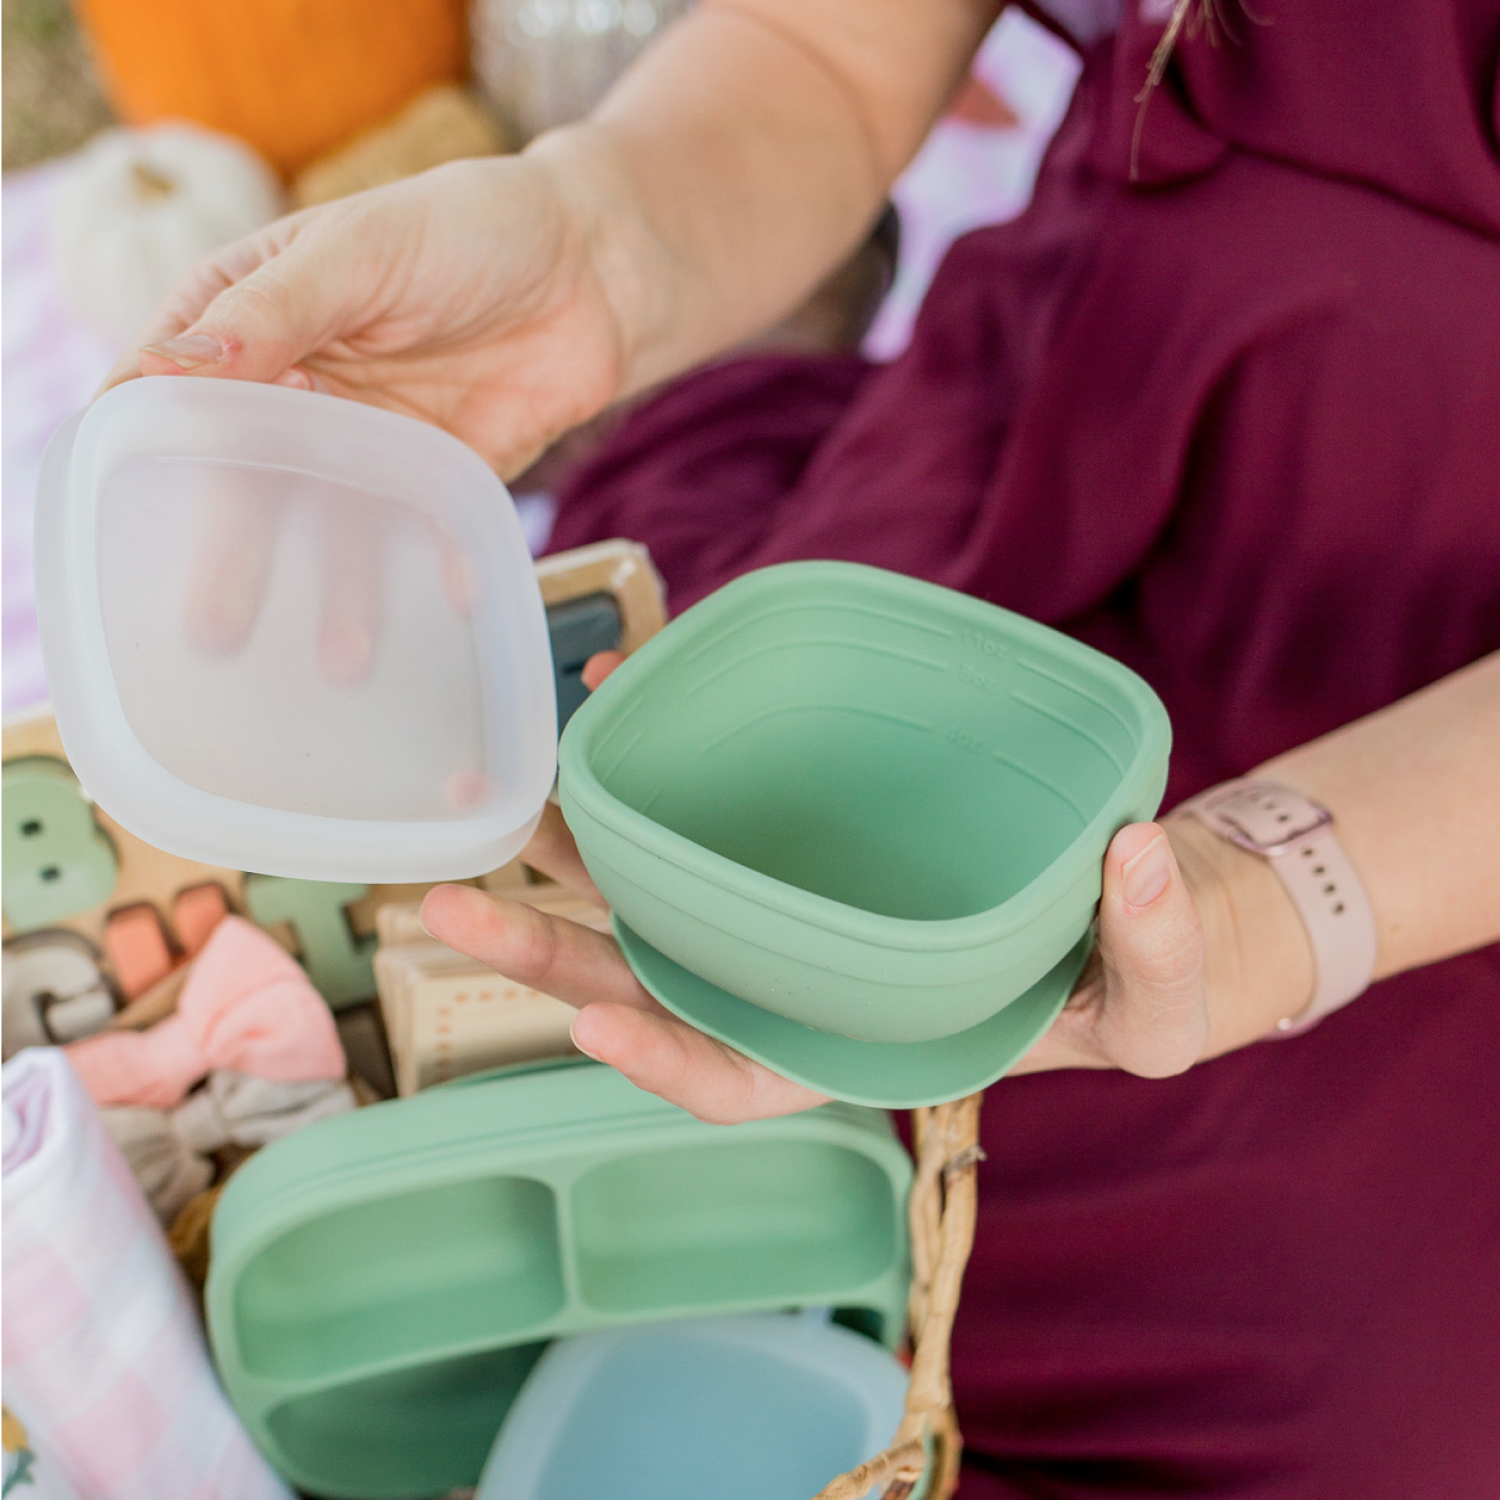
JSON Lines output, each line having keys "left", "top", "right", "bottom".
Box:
{"left": 810, "top": 1092, "right": 985, "bottom": 1500}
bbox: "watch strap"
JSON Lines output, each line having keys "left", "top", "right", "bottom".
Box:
{"left": 1185, "top": 780, "right": 1378, "bottom": 1034}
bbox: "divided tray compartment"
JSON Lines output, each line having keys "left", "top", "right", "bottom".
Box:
{"left": 207, "top": 1060, "right": 911, "bottom": 1499}
{"left": 559, "top": 561, "right": 1171, "bottom": 1049}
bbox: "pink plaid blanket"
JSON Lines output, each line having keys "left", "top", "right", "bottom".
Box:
{"left": 2, "top": 1048, "right": 292, "bottom": 1500}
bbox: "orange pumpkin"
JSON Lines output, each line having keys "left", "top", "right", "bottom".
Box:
{"left": 73, "top": 0, "right": 468, "bottom": 179}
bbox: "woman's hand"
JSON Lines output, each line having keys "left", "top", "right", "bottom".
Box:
{"left": 101, "top": 153, "right": 649, "bottom": 674}
{"left": 420, "top": 802, "right": 832, "bottom": 1124}
{"left": 103, "top": 153, "right": 633, "bottom": 478}
{"left": 1007, "top": 821, "right": 1212, "bottom": 1077}
{"left": 420, "top": 648, "right": 828, "bottom": 1124}
{"left": 421, "top": 806, "right": 1297, "bottom": 1122}
{"left": 419, "top": 649, "right": 1308, "bottom": 1121}
{"left": 98, "top": 0, "right": 1004, "bottom": 472}
{"left": 433, "top": 651, "right": 1500, "bottom": 1121}
{"left": 1008, "top": 815, "right": 1314, "bottom": 1075}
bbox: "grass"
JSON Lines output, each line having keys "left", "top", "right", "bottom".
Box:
{"left": 3, "top": 0, "right": 114, "bottom": 171}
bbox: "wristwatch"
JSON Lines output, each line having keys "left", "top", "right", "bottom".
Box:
{"left": 1184, "top": 779, "right": 1378, "bottom": 1035}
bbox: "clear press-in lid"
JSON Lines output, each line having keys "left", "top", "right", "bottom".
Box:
{"left": 35, "top": 378, "right": 557, "bottom": 882}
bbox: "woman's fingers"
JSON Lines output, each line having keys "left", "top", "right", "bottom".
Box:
{"left": 316, "top": 499, "right": 383, "bottom": 685}
{"left": 181, "top": 473, "right": 285, "bottom": 655}
{"left": 420, "top": 883, "right": 650, "bottom": 1012}
{"left": 420, "top": 882, "right": 826, "bottom": 1122}
{"left": 1014, "top": 822, "right": 1208, "bottom": 1077}
{"left": 581, "top": 650, "right": 626, "bottom": 691}
{"left": 117, "top": 202, "right": 358, "bottom": 394}
{"left": 101, "top": 260, "right": 234, "bottom": 393}
{"left": 517, "top": 655, "right": 622, "bottom": 900}
{"left": 520, "top": 803, "right": 605, "bottom": 904}
{"left": 180, "top": 470, "right": 387, "bottom": 682}
{"left": 1088, "top": 821, "right": 1209, "bottom": 1075}
{"left": 138, "top": 261, "right": 318, "bottom": 386}
{"left": 101, "top": 230, "right": 286, "bottom": 393}
{"left": 570, "top": 1001, "right": 829, "bottom": 1123}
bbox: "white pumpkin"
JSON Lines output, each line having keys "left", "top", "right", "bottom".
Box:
{"left": 52, "top": 123, "right": 284, "bottom": 349}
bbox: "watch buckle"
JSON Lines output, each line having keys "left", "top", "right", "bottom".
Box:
{"left": 1209, "top": 785, "right": 1333, "bottom": 856}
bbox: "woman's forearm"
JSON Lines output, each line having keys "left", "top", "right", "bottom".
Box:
{"left": 1168, "top": 652, "right": 1500, "bottom": 1056}
{"left": 527, "top": 0, "right": 999, "bottom": 395}
{"left": 1257, "top": 651, "right": 1500, "bottom": 977}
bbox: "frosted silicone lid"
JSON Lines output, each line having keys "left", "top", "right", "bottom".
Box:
{"left": 34, "top": 378, "right": 557, "bottom": 881}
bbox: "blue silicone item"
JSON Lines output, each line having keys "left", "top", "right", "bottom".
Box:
{"left": 476, "top": 1314, "right": 914, "bottom": 1500}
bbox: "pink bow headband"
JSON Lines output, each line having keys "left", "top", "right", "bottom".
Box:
{"left": 66, "top": 917, "right": 345, "bottom": 1109}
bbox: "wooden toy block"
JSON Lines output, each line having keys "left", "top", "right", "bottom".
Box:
{"left": 477, "top": 857, "right": 535, "bottom": 895}
{"left": 374, "top": 901, "right": 430, "bottom": 948}
{"left": 534, "top": 538, "right": 667, "bottom": 657}
{"left": 2, "top": 930, "right": 116, "bottom": 1059}
{"left": 548, "top": 592, "right": 623, "bottom": 733}
{"left": 374, "top": 885, "right": 608, "bottom": 1094}
{"left": 103, "top": 902, "right": 177, "bottom": 999}
{"left": 173, "top": 883, "right": 231, "bottom": 956}
{"left": 335, "top": 1000, "right": 398, "bottom": 1100}
{"left": 243, "top": 876, "right": 378, "bottom": 1011}
{"left": 2, "top": 707, "right": 248, "bottom": 951}
{"left": 107, "top": 963, "right": 189, "bottom": 1032}
{"left": 2, "top": 757, "right": 120, "bottom": 933}
{"left": 373, "top": 880, "right": 607, "bottom": 947}
{"left": 343, "top": 875, "right": 503, "bottom": 944}
{"left": 376, "top": 942, "right": 579, "bottom": 1095}
{"left": 538, "top": 538, "right": 667, "bottom": 733}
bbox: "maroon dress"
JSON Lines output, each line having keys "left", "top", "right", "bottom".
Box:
{"left": 547, "top": 2, "right": 1500, "bottom": 1493}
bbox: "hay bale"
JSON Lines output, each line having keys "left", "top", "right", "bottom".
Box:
{"left": 291, "top": 84, "right": 508, "bottom": 208}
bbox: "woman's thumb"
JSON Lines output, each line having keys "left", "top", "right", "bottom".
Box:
{"left": 1092, "top": 821, "right": 1208, "bottom": 1076}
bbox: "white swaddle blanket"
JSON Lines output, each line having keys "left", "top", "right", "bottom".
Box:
{"left": 2, "top": 1047, "right": 292, "bottom": 1500}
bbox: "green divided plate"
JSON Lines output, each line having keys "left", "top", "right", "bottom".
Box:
{"left": 616, "top": 918, "right": 1092, "bottom": 1108}
{"left": 206, "top": 1059, "right": 911, "bottom": 1500}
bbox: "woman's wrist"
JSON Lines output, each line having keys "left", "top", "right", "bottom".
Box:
{"left": 1163, "top": 812, "right": 1317, "bottom": 1058}
{"left": 522, "top": 124, "right": 694, "bottom": 403}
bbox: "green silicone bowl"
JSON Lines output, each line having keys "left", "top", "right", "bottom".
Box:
{"left": 559, "top": 562, "right": 1170, "bottom": 1044}
{"left": 206, "top": 1059, "right": 911, "bottom": 1499}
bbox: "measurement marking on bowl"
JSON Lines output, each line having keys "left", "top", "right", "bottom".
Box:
{"left": 683, "top": 636, "right": 948, "bottom": 695}
{"left": 701, "top": 701, "right": 933, "bottom": 753}
{"left": 681, "top": 600, "right": 954, "bottom": 665}
{"left": 829, "top": 602, "right": 954, "bottom": 639}
{"left": 986, "top": 748, "right": 1090, "bottom": 823}
{"left": 945, "top": 727, "right": 986, "bottom": 757}
{"left": 1012, "top": 655, "right": 1138, "bottom": 738}
{"left": 1008, "top": 690, "right": 1126, "bottom": 772}
{"left": 596, "top": 727, "right": 647, "bottom": 777}
{"left": 960, "top": 628, "right": 1012, "bottom": 660}
{"left": 957, "top": 661, "right": 1000, "bottom": 693}
{"left": 591, "top": 694, "right": 646, "bottom": 756}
